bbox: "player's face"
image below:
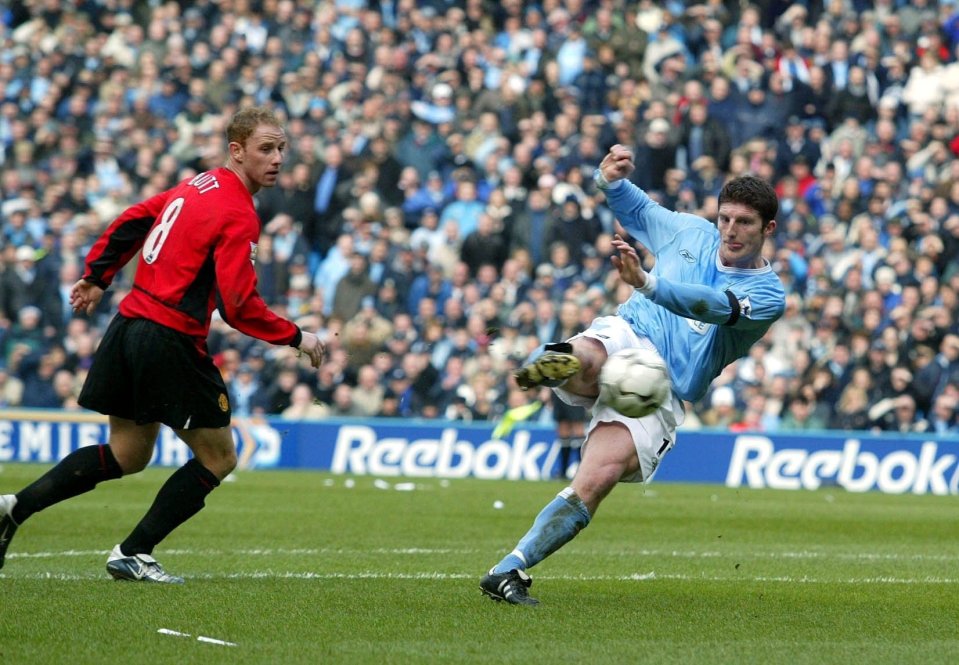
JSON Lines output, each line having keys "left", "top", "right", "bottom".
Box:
{"left": 716, "top": 202, "right": 776, "bottom": 269}
{"left": 236, "top": 123, "right": 286, "bottom": 192}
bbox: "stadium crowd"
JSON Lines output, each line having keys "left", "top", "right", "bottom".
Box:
{"left": 0, "top": 0, "right": 958, "bottom": 435}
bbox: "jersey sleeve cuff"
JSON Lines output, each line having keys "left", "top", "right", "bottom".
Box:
{"left": 289, "top": 326, "right": 303, "bottom": 348}
{"left": 82, "top": 274, "right": 109, "bottom": 290}
{"left": 637, "top": 273, "right": 657, "bottom": 296}
{"left": 593, "top": 168, "right": 624, "bottom": 191}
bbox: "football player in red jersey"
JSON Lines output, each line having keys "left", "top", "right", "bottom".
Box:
{"left": 0, "top": 107, "right": 325, "bottom": 583}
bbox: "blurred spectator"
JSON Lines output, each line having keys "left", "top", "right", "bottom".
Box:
{"left": 312, "top": 234, "right": 354, "bottom": 315}
{"left": 928, "top": 392, "right": 959, "bottom": 435}
{"left": 259, "top": 368, "right": 300, "bottom": 415}
{"left": 281, "top": 383, "right": 331, "bottom": 420}
{"left": 229, "top": 363, "right": 266, "bottom": 418}
{"left": 396, "top": 119, "right": 448, "bottom": 183}
{"left": 18, "top": 347, "right": 63, "bottom": 408}
{"left": 342, "top": 298, "right": 392, "bottom": 368}
{"left": 1, "top": 247, "right": 52, "bottom": 326}
{"left": 869, "top": 393, "right": 930, "bottom": 433}
{"left": 0, "top": 364, "right": 24, "bottom": 407}
{"left": 830, "top": 384, "right": 872, "bottom": 431}
{"left": 700, "top": 386, "right": 740, "bottom": 428}
{"left": 730, "top": 394, "right": 778, "bottom": 432}
{"left": 330, "top": 383, "right": 364, "bottom": 417}
{"left": 676, "top": 101, "right": 732, "bottom": 173}
{"left": 351, "top": 365, "right": 386, "bottom": 417}
{"left": 546, "top": 196, "right": 600, "bottom": 267}
{"left": 779, "top": 395, "right": 828, "bottom": 431}
{"left": 460, "top": 212, "right": 509, "bottom": 277}
{"left": 331, "top": 253, "right": 377, "bottom": 323}
{"left": 52, "top": 368, "right": 80, "bottom": 410}
{"left": 509, "top": 187, "right": 553, "bottom": 268}
{"left": 4, "top": 306, "right": 47, "bottom": 362}
{"left": 311, "top": 143, "right": 353, "bottom": 257}
{"left": 630, "top": 117, "right": 676, "bottom": 193}
{"left": 440, "top": 177, "right": 485, "bottom": 239}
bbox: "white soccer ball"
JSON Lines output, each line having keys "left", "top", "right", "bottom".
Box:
{"left": 599, "top": 348, "right": 672, "bottom": 418}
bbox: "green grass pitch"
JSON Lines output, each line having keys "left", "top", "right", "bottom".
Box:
{"left": 0, "top": 463, "right": 956, "bottom": 664}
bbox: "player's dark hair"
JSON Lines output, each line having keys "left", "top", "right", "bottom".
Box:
{"left": 227, "top": 107, "right": 282, "bottom": 146}
{"left": 718, "top": 175, "right": 778, "bottom": 226}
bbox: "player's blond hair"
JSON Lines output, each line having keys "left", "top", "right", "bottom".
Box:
{"left": 227, "top": 107, "right": 282, "bottom": 146}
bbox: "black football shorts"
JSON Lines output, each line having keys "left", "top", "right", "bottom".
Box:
{"left": 79, "top": 315, "right": 231, "bottom": 429}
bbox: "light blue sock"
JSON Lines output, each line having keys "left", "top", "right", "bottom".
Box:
{"left": 491, "top": 487, "right": 591, "bottom": 574}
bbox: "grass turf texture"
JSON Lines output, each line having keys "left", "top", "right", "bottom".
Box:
{"left": 0, "top": 463, "right": 956, "bottom": 664}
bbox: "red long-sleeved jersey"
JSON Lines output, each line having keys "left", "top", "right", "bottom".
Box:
{"left": 82, "top": 167, "right": 301, "bottom": 351}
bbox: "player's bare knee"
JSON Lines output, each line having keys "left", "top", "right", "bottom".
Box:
{"left": 572, "top": 479, "right": 616, "bottom": 515}
{"left": 220, "top": 448, "right": 238, "bottom": 476}
{"left": 116, "top": 455, "right": 150, "bottom": 474}
{"left": 572, "top": 464, "right": 620, "bottom": 509}
{"left": 197, "top": 448, "right": 236, "bottom": 480}
{"left": 108, "top": 445, "right": 151, "bottom": 474}
{"left": 177, "top": 428, "right": 237, "bottom": 478}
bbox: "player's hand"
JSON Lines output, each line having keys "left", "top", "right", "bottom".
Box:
{"left": 70, "top": 279, "right": 104, "bottom": 316}
{"left": 598, "top": 144, "right": 636, "bottom": 183}
{"left": 297, "top": 331, "right": 325, "bottom": 368}
{"left": 610, "top": 234, "right": 648, "bottom": 289}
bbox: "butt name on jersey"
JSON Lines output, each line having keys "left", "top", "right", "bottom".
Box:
{"left": 189, "top": 172, "right": 220, "bottom": 194}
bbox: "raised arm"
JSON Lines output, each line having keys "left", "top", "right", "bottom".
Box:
{"left": 596, "top": 145, "right": 716, "bottom": 252}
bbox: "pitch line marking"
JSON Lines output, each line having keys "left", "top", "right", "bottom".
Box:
{"left": 7, "top": 547, "right": 959, "bottom": 563}
{"left": 4, "top": 570, "right": 959, "bottom": 585}
{"left": 4, "top": 546, "right": 476, "bottom": 560}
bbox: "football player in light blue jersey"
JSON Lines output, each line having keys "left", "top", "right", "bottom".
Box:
{"left": 480, "top": 144, "right": 786, "bottom": 605}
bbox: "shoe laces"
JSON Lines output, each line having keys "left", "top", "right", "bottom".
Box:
{"left": 501, "top": 570, "right": 532, "bottom": 597}
{"left": 136, "top": 554, "right": 180, "bottom": 582}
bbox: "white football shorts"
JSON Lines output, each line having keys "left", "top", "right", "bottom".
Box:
{"left": 553, "top": 315, "right": 685, "bottom": 483}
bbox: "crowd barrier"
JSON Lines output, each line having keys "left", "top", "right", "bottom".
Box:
{"left": 1, "top": 410, "right": 957, "bottom": 495}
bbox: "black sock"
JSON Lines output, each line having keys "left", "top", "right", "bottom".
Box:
{"left": 571, "top": 437, "right": 584, "bottom": 466}
{"left": 13, "top": 444, "right": 123, "bottom": 523}
{"left": 120, "top": 459, "right": 220, "bottom": 556}
{"left": 558, "top": 438, "right": 573, "bottom": 474}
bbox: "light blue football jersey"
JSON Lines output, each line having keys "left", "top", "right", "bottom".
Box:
{"left": 604, "top": 180, "right": 786, "bottom": 402}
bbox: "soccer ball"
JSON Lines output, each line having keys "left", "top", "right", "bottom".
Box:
{"left": 598, "top": 348, "right": 671, "bottom": 418}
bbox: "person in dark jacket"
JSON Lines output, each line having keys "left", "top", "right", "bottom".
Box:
{"left": 676, "top": 101, "right": 732, "bottom": 172}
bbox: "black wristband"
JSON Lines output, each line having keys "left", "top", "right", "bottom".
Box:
{"left": 723, "top": 290, "right": 741, "bottom": 326}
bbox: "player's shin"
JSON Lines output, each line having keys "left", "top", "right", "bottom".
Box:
{"left": 491, "top": 487, "right": 591, "bottom": 574}
{"left": 119, "top": 459, "right": 220, "bottom": 556}
{"left": 12, "top": 444, "right": 123, "bottom": 523}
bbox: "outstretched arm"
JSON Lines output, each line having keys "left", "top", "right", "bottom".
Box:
{"left": 596, "top": 147, "right": 715, "bottom": 253}
{"left": 612, "top": 236, "right": 781, "bottom": 330}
